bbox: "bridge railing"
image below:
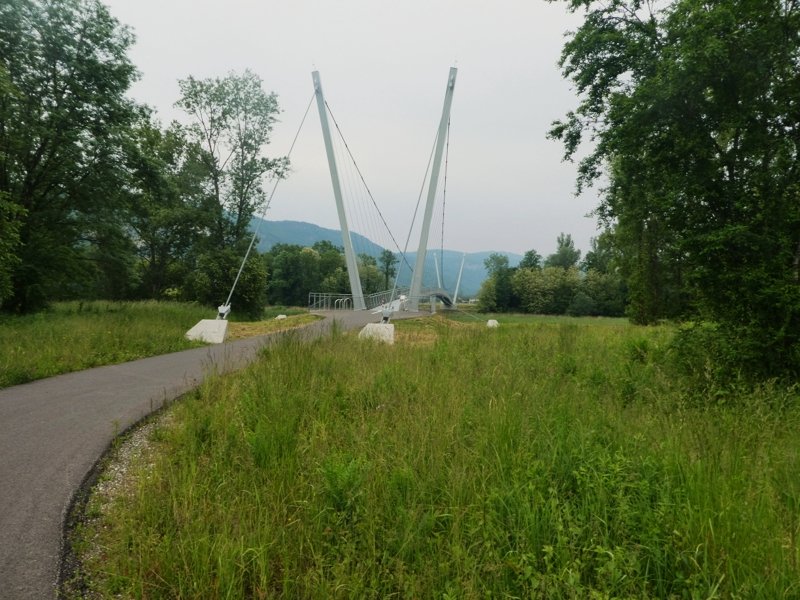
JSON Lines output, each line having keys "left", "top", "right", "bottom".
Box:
{"left": 308, "top": 292, "right": 351, "bottom": 311}
{"left": 309, "top": 288, "right": 413, "bottom": 311}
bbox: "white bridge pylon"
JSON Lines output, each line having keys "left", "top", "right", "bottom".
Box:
{"left": 311, "top": 68, "right": 458, "bottom": 311}
{"left": 408, "top": 67, "right": 457, "bottom": 311}
{"left": 312, "top": 70, "right": 366, "bottom": 310}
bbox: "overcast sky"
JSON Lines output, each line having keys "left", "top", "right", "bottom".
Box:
{"left": 102, "top": 0, "right": 599, "bottom": 257}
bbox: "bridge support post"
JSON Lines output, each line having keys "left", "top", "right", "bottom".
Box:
{"left": 312, "top": 71, "right": 366, "bottom": 311}
{"left": 453, "top": 253, "right": 466, "bottom": 305}
{"left": 409, "top": 67, "right": 457, "bottom": 311}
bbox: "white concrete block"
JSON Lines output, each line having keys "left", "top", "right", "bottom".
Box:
{"left": 487, "top": 319, "right": 499, "bottom": 328}
{"left": 358, "top": 323, "right": 395, "bottom": 344}
{"left": 185, "top": 319, "right": 228, "bottom": 344}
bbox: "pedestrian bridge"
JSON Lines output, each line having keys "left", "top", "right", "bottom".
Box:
{"left": 309, "top": 287, "right": 453, "bottom": 312}
{"left": 306, "top": 68, "right": 461, "bottom": 316}
{"left": 424, "top": 288, "right": 454, "bottom": 308}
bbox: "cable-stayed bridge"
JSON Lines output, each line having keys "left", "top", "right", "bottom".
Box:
{"left": 308, "top": 286, "right": 454, "bottom": 312}
{"left": 187, "top": 68, "right": 461, "bottom": 343}
{"left": 307, "top": 68, "right": 461, "bottom": 313}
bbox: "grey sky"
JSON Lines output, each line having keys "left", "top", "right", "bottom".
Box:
{"left": 102, "top": 0, "right": 598, "bottom": 257}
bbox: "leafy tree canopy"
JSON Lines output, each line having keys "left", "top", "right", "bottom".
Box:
{"left": 176, "top": 70, "right": 288, "bottom": 248}
{"left": 378, "top": 249, "right": 399, "bottom": 289}
{"left": 484, "top": 253, "right": 510, "bottom": 276}
{"left": 124, "top": 113, "right": 210, "bottom": 299}
{"left": 550, "top": 0, "right": 800, "bottom": 378}
{"left": 581, "top": 231, "right": 619, "bottom": 274}
{"left": 519, "top": 249, "right": 542, "bottom": 270}
{"left": 545, "top": 233, "right": 581, "bottom": 269}
{"left": 480, "top": 253, "right": 517, "bottom": 311}
{"left": 0, "top": 0, "right": 137, "bottom": 311}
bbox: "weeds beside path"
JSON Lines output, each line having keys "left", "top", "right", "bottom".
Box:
{"left": 0, "top": 301, "right": 320, "bottom": 389}
{"left": 1, "top": 307, "right": 333, "bottom": 600}
{"left": 70, "top": 315, "right": 800, "bottom": 598}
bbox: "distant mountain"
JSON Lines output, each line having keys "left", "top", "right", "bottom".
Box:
{"left": 249, "top": 218, "right": 521, "bottom": 298}
{"left": 251, "top": 218, "right": 384, "bottom": 256}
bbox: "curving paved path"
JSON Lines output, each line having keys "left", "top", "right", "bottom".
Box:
{"left": 0, "top": 310, "right": 412, "bottom": 599}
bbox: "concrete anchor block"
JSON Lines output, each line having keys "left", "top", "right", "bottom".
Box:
{"left": 358, "top": 323, "right": 395, "bottom": 344}
{"left": 185, "top": 319, "right": 228, "bottom": 344}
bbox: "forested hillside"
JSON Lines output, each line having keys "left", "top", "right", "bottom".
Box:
{"left": 251, "top": 218, "right": 523, "bottom": 298}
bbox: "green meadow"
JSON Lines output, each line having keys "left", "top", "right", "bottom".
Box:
{"left": 0, "top": 301, "right": 315, "bottom": 389}
{"left": 0, "top": 301, "right": 208, "bottom": 388}
{"left": 69, "top": 316, "right": 800, "bottom": 598}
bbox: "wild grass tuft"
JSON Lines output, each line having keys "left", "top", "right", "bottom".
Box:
{"left": 73, "top": 316, "right": 800, "bottom": 598}
{"left": 0, "top": 300, "right": 214, "bottom": 387}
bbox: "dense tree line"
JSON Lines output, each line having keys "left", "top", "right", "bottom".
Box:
{"left": 0, "top": 0, "right": 284, "bottom": 316}
{"left": 0, "top": 0, "right": 402, "bottom": 317}
{"left": 477, "top": 232, "right": 627, "bottom": 317}
{"left": 1, "top": 0, "right": 138, "bottom": 311}
{"left": 264, "top": 242, "right": 396, "bottom": 306}
{"left": 549, "top": 0, "right": 800, "bottom": 379}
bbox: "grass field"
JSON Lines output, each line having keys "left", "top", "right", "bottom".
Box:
{"left": 69, "top": 315, "right": 800, "bottom": 598}
{"left": 0, "top": 301, "right": 316, "bottom": 388}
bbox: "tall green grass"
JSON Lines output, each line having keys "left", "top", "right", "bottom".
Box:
{"left": 72, "top": 317, "right": 800, "bottom": 598}
{"left": 0, "top": 301, "right": 210, "bottom": 388}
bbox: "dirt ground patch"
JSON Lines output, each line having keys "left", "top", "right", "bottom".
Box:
{"left": 225, "top": 314, "right": 322, "bottom": 340}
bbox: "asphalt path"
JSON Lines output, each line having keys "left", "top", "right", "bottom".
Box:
{"left": 0, "top": 310, "right": 408, "bottom": 599}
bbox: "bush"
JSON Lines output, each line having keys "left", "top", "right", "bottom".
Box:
{"left": 567, "top": 291, "right": 596, "bottom": 316}
{"left": 580, "top": 270, "right": 627, "bottom": 317}
{"left": 668, "top": 320, "right": 800, "bottom": 387}
{"left": 477, "top": 277, "right": 498, "bottom": 313}
{"left": 182, "top": 249, "right": 267, "bottom": 319}
{"left": 512, "top": 267, "right": 580, "bottom": 315}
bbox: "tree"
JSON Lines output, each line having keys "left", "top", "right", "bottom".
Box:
{"left": 550, "top": 0, "right": 800, "bottom": 377}
{"left": 182, "top": 247, "right": 267, "bottom": 318}
{"left": 545, "top": 233, "right": 581, "bottom": 269}
{"left": 511, "top": 268, "right": 544, "bottom": 313}
{"left": 477, "top": 277, "right": 498, "bottom": 313}
{"left": 265, "top": 244, "right": 321, "bottom": 306}
{"left": 0, "top": 193, "right": 24, "bottom": 306}
{"left": 481, "top": 253, "right": 517, "bottom": 312}
{"left": 513, "top": 266, "right": 580, "bottom": 314}
{"left": 174, "top": 70, "right": 289, "bottom": 315}
{"left": 124, "top": 114, "right": 209, "bottom": 298}
{"left": 358, "top": 253, "right": 377, "bottom": 268}
{"left": 319, "top": 267, "right": 349, "bottom": 295}
{"left": 378, "top": 249, "right": 399, "bottom": 289}
{"left": 359, "top": 258, "right": 384, "bottom": 295}
{"left": 519, "top": 249, "right": 542, "bottom": 270}
{"left": 176, "top": 70, "right": 287, "bottom": 249}
{"left": 313, "top": 240, "right": 345, "bottom": 279}
{"left": 0, "top": 0, "right": 138, "bottom": 311}
{"left": 579, "top": 269, "right": 627, "bottom": 317}
{"left": 581, "top": 231, "right": 618, "bottom": 274}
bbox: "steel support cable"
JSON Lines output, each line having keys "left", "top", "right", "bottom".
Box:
{"left": 390, "top": 130, "right": 439, "bottom": 303}
{"left": 329, "top": 99, "right": 397, "bottom": 266}
{"left": 402, "top": 131, "right": 438, "bottom": 269}
{"left": 339, "top": 127, "right": 377, "bottom": 266}
{"left": 333, "top": 126, "right": 361, "bottom": 255}
{"left": 222, "top": 92, "right": 316, "bottom": 311}
{"left": 324, "top": 100, "right": 414, "bottom": 274}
